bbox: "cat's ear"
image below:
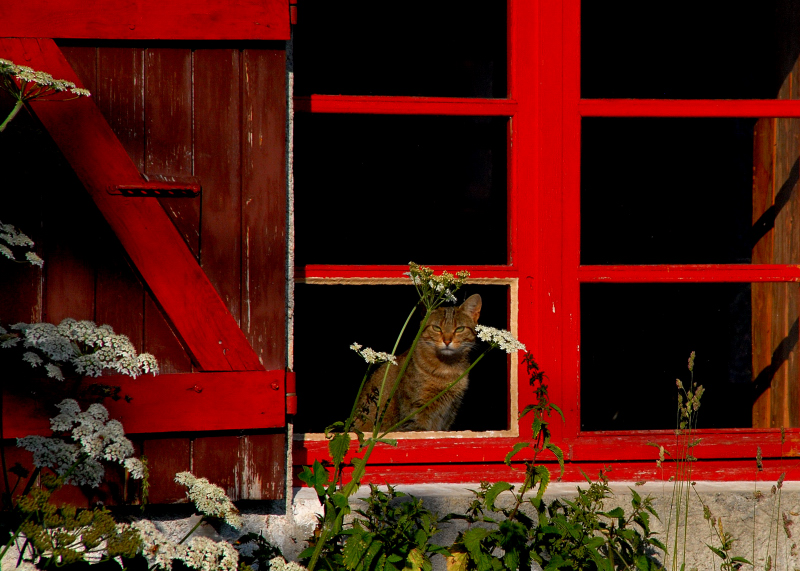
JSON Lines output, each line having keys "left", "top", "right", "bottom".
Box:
{"left": 460, "top": 294, "right": 482, "bottom": 323}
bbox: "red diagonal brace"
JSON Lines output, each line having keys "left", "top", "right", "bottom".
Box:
{"left": 0, "top": 38, "right": 264, "bottom": 372}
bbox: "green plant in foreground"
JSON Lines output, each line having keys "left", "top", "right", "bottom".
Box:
{"left": 299, "top": 263, "right": 527, "bottom": 571}
{"left": 341, "top": 485, "right": 448, "bottom": 571}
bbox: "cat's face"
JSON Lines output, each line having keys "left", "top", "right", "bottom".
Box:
{"left": 420, "top": 294, "right": 482, "bottom": 359}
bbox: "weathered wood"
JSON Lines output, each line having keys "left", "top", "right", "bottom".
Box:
{"left": 0, "top": 38, "right": 265, "bottom": 373}
{"left": 143, "top": 438, "right": 192, "bottom": 504}
{"left": 193, "top": 433, "right": 286, "bottom": 500}
{"left": 241, "top": 49, "right": 288, "bottom": 369}
{"left": 0, "top": 0, "right": 290, "bottom": 41}
{"left": 2, "top": 371, "right": 286, "bottom": 437}
{"left": 195, "top": 49, "right": 242, "bottom": 324}
{"left": 145, "top": 48, "right": 200, "bottom": 258}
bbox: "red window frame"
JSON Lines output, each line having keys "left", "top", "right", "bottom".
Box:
{"left": 292, "top": 0, "right": 798, "bottom": 484}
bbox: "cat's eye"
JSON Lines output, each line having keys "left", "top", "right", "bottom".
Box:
{"left": 455, "top": 326, "right": 465, "bottom": 332}
{"left": 431, "top": 325, "right": 442, "bottom": 332}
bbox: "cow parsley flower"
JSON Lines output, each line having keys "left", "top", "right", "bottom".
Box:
{"left": 174, "top": 472, "right": 243, "bottom": 529}
{"left": 350, "top": 343, "right": 397, "bottom": 365}
{"left": 18, "top": 399, "right": 142, "bottom": 487}
{"left": 133, "top": 520, "right": 239, "bottom": 571}
{"left": 4, "top": 318, "right": 159, "bottom": 379}
{"left": 406, "top": 262, "right": 469, "bottom": 309}
{"left": 269, "top": 557, "right": 308, "bottom": 571}
{"left": 0, "top": 221, "right": 41, "bottom": 267}
{"left": 475, "top": 325, "right": 526, "bottom": 354}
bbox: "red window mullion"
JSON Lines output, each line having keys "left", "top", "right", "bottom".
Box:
{"left": 293, "top": 95, "right": 518, "bottom": 116}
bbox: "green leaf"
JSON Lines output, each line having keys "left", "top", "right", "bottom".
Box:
{"left": 532, "top": 465, "right": 551, "bottom": 500}
{"left": 544, "top": 443, "right": 565, "bottom": 476}
{"left": 602, "top": 507, "right": 625, "bottom": 519}
{"left": 550, "top": 403, "right": 566, "bottom": 422}
{"left": 484, "top": 481, "right": 514, "bottom": 511}
{"left": 635, "top": 554, "right": 650, "bottom": 571}
{"left": 329, "top": 432, "right": 352, "bottom": 467}
{"left": 504, "top": 442, "right": 529, "bottom": 466}
{"left": 583, "top": 536, "right": 605, "bottom": 549}
{"left": 707, "top": 545, "right": 727, "bottom": 560}
{"left": 518, "top": 404, "right": 536, "bottom": 419}
{"left": 462, "top": 527, "right": 492, "bottom": 558}
{"left": 375, "top": 438, "right": 398, "bottom": 447}
{"left": 298, "top": 460, "right": 330, "bottom": 499}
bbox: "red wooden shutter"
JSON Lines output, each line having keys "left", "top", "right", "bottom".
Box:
{"left": 0, "top": 1, "right": 290, "bottom": 502}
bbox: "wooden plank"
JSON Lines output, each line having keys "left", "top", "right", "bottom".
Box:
{"left": 96, "top": 46, "right": 146, "bottom": 169}
{"left": 242, "top": 49, "right": 287, "bottom": 369}
{"left": 0, "top": 38, "right": 264, "bottom": 372}
{"left": 294, "top": 95, "right": 518, "bottom": 116}
{"left": 143, "top": 438, "right": 192, "bottom": 504}
{"left": 0, "top": 0, "right": 290, "bottom": 41}
{"left": 193, "top": 433, "right": 286, "bottom": 500}
{"left": 0, "top": 93, "right": 44, "bottom": 325}
{"left": 92, "top": 46, "right": 146, "bottom": 351}
{"left": 145, "top": 47, "right": 200, "bottom": 258}
{"left": 2, "top": 371, "right": 286, "bottom": 438}
{"left": 41, "top": 46, "right": 98, "bottom": 325}
{"left": 195, "top": 49, "right": 242, "bottom": 324}
{"left": 142, "top": 47, "right": 197, "bottom": 374}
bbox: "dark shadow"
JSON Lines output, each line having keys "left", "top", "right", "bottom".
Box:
{"left": 752, "top": 318, "right": 800, "bottom": 400}
{"left": 751, "top": 158, "right": 800, "bottom": 248}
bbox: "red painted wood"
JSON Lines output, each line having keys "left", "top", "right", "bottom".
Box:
{"left": 193, "top": 433, "right": 286, "bottom": 501}
{"left": 578, "top": 264, "right": 800, "bottom": 282}
{"left": 2, "top": 370, "right": 286, "bottom": 438}
{"left": 294, "top": 456, "right": 800, "bottom": 487}
{"left": 297, "top": 265, "right": 517, "bottom": 281}
{"left": 241, "top": 49, "right": 288, "bottom": 369}
{"left": 143, "top": 438, "right": 192, "bottom": 504}
{"left": 95, "top": 46, "right": 146, "bottom": 169}
{"left": 579, "top": 99, "right": 800, "bottom": 118}
{"left": 0, "top": 38, "right": 264, "bottom": 373}
{"left": 294, "top": 95, "right": 518, "bottom": 116}
{"left": 145, "top": 48, "right": 200, "bottom": 258}
{"left": 0, "top": 0, "right": 290, "bottom": 41}
{"left": 195, "top": 49, "right": 242, "bottom": 325}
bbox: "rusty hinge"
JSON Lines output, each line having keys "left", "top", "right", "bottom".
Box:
{"left": 289, "top": 0, "right": 297, "bottom": 26}
{"left": 108, "top": 174, "right": 201, "bottom": 198}
{"left": 286, "top": 369, "right": 297, "bottom": 415}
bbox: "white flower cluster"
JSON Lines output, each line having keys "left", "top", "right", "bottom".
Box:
{"left": 349, "top": 343, "right": 397, "bottom": 366}
{"left": 269, "top": 556, "right": 308, "bottom": 571}
{"left": 17, "top": 399, "right": 143, "bottom": 487}
{"left": 133, "top": 521, "right": 239, "bottom": 571}
{"left": 475, "top": 325, "right": 527, "bottom": 354}
{"left": 0, "top": 58, "right": 91, "bottom": 98}
{"left": 405, "top": 262, "right": 470, "bottom": 308}
{"left": 0, "top": 221, "right": 43, "bottom": 267}
{"left": 174, "top": 472, "right": 243, "bottom": 529}
{"left": 5, "top": 318, "right": 159, "bottom": 380}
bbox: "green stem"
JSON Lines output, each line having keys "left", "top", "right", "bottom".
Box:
{"left": 0, "top": 99, "right": 24, "bottom": 132}
{"left": 178, "top": 516, "right": 205, "bottom": 544}
{"left": 374, "top": 308, "right": 428, "bottom": 431}
{"left": 380, "top": 350, "right": 489, "bottom": 437}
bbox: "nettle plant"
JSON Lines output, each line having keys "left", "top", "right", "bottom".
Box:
{"left": 299, "top": 263, "right": 529, "bottom": 571}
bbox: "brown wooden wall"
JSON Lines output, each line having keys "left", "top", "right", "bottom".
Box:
{"left": 752, "top": 8, "right": 800, "bottom": 428}
{"left": 0, "top": 42, "right": 288, "bottom": 503}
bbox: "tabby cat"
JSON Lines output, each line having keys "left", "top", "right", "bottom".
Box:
{"left": 354, "top": 294, "right": 482, "bottom": 432}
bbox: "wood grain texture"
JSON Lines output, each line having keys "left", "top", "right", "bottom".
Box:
{"left": 195, "top": 50, "right": 242, "bottom": 324}
{"left": 143, "top": 438, "right": 192, "bottom": 504}
{"left": 0, "top": 38, "right": 265, "bottom": 373}
{"left": 0, "top": 0, "right": 290, "bottom": 40}
{"left": 3, "top": 371, "right": 286, "bottom": 437}
{"left": 193, "top": 433, "right": 285, "bottom": 500}
{"left": 145, "top": 48, "right": 200, "bottom": 258}
{"left": 241, "top": 49, "right": 287, "bottom": 369}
